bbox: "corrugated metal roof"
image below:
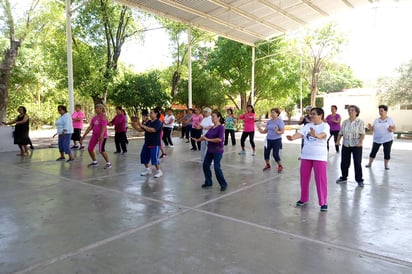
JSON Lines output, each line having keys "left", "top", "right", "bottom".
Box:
{"left": 114, "top": 0, "right": 393, "bottom": 46}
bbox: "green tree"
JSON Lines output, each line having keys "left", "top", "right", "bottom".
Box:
{"left": 377, "top": 60, "right": 412, "bottom": 106}
{"left": 157, "top": 18, "right": 214, "bottom": 99}
{"left": 175, "top": 61, "right": 226, "bottom": 110}
{"left": 207, "top": 37, "right": 302, "bottom": 111}
{"left": 0, "top": 0, "right": 40, "bottom": 122}
{"left": 317, "top": 62, "right": 363, "bottom": 93}
{"left": 73, "top": 0, "right": 141, "bottom": 104}
{"left": 302, "top": 22, "right": 346, "bottom": 106}
{"left": 109, "top": 70, "right": 171, "bottom": 116}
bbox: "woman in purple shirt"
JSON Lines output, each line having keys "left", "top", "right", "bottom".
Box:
{"left": 192, "top": 111, "right": 228, "bottom": 191}
{"left": 325, "top": 105, "right": 341, "bottom": 153}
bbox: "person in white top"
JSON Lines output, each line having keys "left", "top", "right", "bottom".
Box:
{"left": 200, "top": 107, "right": 214, "bottom": 163}
{"left": 365, "top": 105, "right": 395, "bottom": 170}
{"left": 287, "top": 107, "right": 329, "bottom": 212}
{"left": 55, "top": 105, "right": 74, "bottom": 162}
{"left": 162, "top": 109, "right": 175, "bottom": 147}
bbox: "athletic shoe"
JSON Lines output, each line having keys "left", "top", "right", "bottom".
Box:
{"left": 122, "top": 151, "right": 127, "bottom": 155}
{"left": 296, "top": 200, "right": 307, "bottom": 206}
{"left": 169, "top": 144, "right": 174, "bottom": 148}
{"left": 262, "top": 164, "right": 271, "bottom": 171}
{"left": 154, "top": 169, "right": 163, "bottom": 178}
{"left": 79, "top": 146, "right": 85, "bottom": 150}
{"left": 252, "top": 152, "right": 256, "bottom": 156}
{"left": 336, "top": 177, "right": 347, "bottom": 184}
{"left": 320, "top": 205, "right": 328, "bottom": 212}
{"left": 201, "top": 183, "right": 212, "bottom": 188}
{"left": 71, "top": 145, "right": 79, "bottom": 149}
{"left": 238, "top": 150, "right": 246, "bottom": 155}
{"left": 114, "top": 151, "right": 121, "bottom": 154}
{"left": 56, "top": 157, "right": 65, "bottom": 161}
{"left": 357, "top": 181, "right": 364, "bottom": 187}
{"left": 140, "top": 168, "right": 152, "bottom": 176}
{"left": 104, "top": 163, "right": 112, "bottom": 169}
{"left": 160, "top": 153, "right": 168, "bottom": 158}
{"left": 87, "top": 162, "right": 99, "bottom": 167}
{"left": 66, "top": 158, "right": 74, "bottom": 162}
{"left": 277, "top": 165, "right": 283, "bottom": 173}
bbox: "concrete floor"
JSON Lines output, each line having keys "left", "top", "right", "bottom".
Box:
{"left": 0, "top": 133, "right": 411, "bottom": 274}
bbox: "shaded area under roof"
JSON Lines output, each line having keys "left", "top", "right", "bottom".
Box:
{"left": 115, "top": 0, "right": 393, "bottom": 46}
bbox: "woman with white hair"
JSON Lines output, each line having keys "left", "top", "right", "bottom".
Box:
{"left": 199, "top": 107, "right": 214, "bottom": 163}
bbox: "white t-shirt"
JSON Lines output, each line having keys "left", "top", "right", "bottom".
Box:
{"left": 163, "top": 114, "right": 175, "bottom": 129}
{"left": 372, "top": 117, "right": 394, "bottom": 144}
{"left": 299, "top": 122, "right": 329, "bottom": 161}
{"left": 200, "top": 115, "right": 214, "bottom": 135}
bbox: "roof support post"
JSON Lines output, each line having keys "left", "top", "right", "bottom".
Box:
{"left": 251, "top": 46, "right": 255, "bottom": 106}
{"left": 66, "top": 0, "right": 74, "bottom": 113}
{"left": 188, "top": 26, "right": 192, "bottom": 109}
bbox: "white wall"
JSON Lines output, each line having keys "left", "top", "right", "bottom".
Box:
{"left": 321, "top": 88, "right": 412, "bottom": 131}
{"left": 0, "top": 126, "right": 18, "bottom": 152}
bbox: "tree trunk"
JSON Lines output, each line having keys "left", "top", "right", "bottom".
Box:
{"left": 0, "top": 40, "right": 21, "bottom": 122}
{"left": 310, "top": 66, "right": 319, "bottom": 107}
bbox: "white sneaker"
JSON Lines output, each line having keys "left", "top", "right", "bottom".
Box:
{"left": 154, "top": 169, "right": 163, "bottom": 178}
{"left": 140, "top": 168, "right": 152, "bottom": 176}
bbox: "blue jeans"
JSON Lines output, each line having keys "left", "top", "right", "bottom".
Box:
{"left": 202, "top": 152, "right": 228, "bottom": 188}
{"left": 58, "top": 133, "right": 72, "bottom": 155}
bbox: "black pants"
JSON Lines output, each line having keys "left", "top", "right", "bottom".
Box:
{"left": 224, "top": 129, "right": 236, "bottom": 146}
{"left": 340, "top": 145, "right": 363, "bottom": 183}
{"left": 327, "top": 130, "right": 340, "bottom": 152}
{"left": 191, "top": 128, "right": 202, "bottom": 150}
{"left": 240, "top": 131, "right": 255, "bottom": 149}
{"left": 115, "top": 132, "right": 127, "bottom": 153}
{"left": 162, "top": 127, "right": 174, "bottom": 146}
{"left": 369, "top": 140, "right": 393, "bottom": 160}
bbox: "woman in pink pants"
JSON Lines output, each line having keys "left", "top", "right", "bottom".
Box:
{"left": 287, "top": 107, "right": 329, "bottom": 212}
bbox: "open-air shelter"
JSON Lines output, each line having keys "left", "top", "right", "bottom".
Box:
{"left": 66, "top": 0, "right": 395, "bottom": 111}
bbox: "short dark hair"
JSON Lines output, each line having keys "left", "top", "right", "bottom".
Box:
{"left": 348, "top": 105, "right": 360, "bottom": 117}
{"left": 57, "top": 105, "right": 67, "bottom": 112}
{"left": 270, "top": 108, "right": 281, "bottom": 115}
{"left": 151, "top": 108, "right": 161, "bottom": 119}
{"left": 331, "top": 105, "right": 337, "bottom": 110}
{"left": 379, "top": 105, "right": 388, "bottom": 111}
{"left": 311, "top": 107, "right": 325, "bottom": 120}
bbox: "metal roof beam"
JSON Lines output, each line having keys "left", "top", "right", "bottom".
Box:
{"left": 209, "top": 0, "right": 286, "bottom": 33}
{"left": 257, "top": 0, "right": 307, "bottom": 25}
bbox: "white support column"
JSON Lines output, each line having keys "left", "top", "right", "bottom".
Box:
{"left": 188, "top": 27, "right": 192, "bottom": 109}
{"left": 251, "top": 46, "right": 255, "bottom": 106}
{"left": 66, "top": 0, "right": 74, "bottom": 113}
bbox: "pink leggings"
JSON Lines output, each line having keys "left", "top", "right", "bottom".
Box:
{"left": 299, "top": 159, "right": 328, "bottom": 206}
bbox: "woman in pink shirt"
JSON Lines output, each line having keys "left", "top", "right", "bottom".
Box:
{"left": 71, "top": 104, "right": 85, "bottom": 149}
{"left": 81, "top": 104, "right": 112, "bottom": 169}
{"left": 190, "top": 108, "right": 203, "bottom": 151}
{"left": 109, "top": 106, "right": 127, "bottom": 154}
{"left": 238, "top": 104, "right": 256, "bottom": 156}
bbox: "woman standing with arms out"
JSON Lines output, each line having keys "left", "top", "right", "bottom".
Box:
{"left": 325, "top": 105, "right": 341, "bottom": 153}
{"left": 2, "top": 106, "right": 30, "bottom": 156}
{"left": 257, "top": 108, "right": 285, "bottom": 173}
{"left": 71, "top": 104, "right": 85, "bottom": 149}
{"left": 238, "top": 104, "right": 256, "bottom": 156}
{"left": 131, "top": 108, "right": 163, "bottom": 178}
{"left": 365, "top": 105, "right": 395, "bottom": 170}
{"left": 224, "top": 108, "right": 236, "bottom": 146}
{"left": 55, "top": 105, "right": 74, "bottom": 162}
{"left": 287, "top": 107, "right": 329, "bottom": 212}
{"left": 190, "top": 108, "right": 203, "bottom": 151}
{"left": 162, "top": 109, "right": 175, "bottom": 147}
{"left": 81, "top": 104, "right": 112, "bottom": 169}
{"left": 109, "top": 106, "right": 127, "bottom": 154}
{"left": 193, "top": 111, "right": 228, "bottom": 191}
{"left": 336, "top": 105, "right": 365, "bottom": 187}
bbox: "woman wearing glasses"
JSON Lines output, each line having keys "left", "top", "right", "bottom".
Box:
{"left": 287, "top": 107, "right": 329, "bottom": 212}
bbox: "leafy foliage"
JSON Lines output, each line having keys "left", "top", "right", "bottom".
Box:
{"left": 109, "top": 70, "right": 171, "bottom": 116}
{"left": 377, "top": 60, "right": 412, "bottom": 106}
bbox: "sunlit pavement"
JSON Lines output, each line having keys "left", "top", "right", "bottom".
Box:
{"left": 1, "top": 131, "right": 411, "bottom": 273}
